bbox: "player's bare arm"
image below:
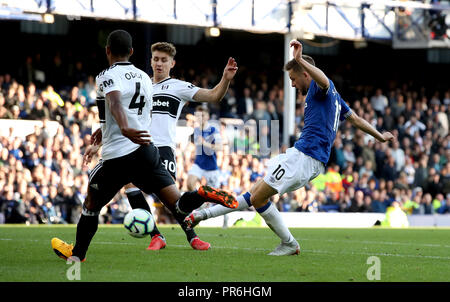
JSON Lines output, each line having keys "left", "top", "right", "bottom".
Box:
{"left": 346, "top": 111, "right": 394, "bottom": 143}
{"left": 192, "top": 57, "right": 238, "bottom": 103}
{"left": 107, "top": 90, "right": 151, "bottom": 145}
{"left": 290, "top": 40, "right": 329, "bottom": 90}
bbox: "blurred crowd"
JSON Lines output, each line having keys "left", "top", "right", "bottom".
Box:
{"left": 1, "top": 55, "right": 450, "bottom": 225}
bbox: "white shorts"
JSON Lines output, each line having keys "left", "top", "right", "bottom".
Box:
{"left": 188, "top": 164, "right": 221, "bottom": 188}
{"left": 263, "top": 147, "right": 325, "bottom": 195}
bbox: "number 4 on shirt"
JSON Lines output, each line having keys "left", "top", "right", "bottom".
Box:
{"left": 129, "top": 82, "right": 146, "bottom": 115}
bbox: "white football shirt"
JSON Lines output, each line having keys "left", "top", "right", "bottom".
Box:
{"left": 150, "top": 78, "right": 200, "bottom": 149}
{"left": 95, "top": 62, "right": 153, "bottom": 160}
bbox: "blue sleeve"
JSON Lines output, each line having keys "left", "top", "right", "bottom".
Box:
{"left": 310, "top": 80, "right": 323, "bottom": 99}
{"left": 310, "top": 79, "right": 329, "bottom": 100}
{"left": 339, "top": 98, "right": 352, "bottom": 121}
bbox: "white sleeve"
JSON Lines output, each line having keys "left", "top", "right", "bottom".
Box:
{"left": 96, "top": 71, "right": 121, "bottom": 95}
{"left": 177, "top": 81, "right": 201, "bottom": 102}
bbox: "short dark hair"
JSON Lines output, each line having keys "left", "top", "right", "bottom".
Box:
{"left": 284, "top": 55, "right": 315, "bottom": 73}
{"left": 107, "top": 30, "right": 133, "bottom": 57}
{"left": 151, "top": 42, "right": 176, "bottom": 57}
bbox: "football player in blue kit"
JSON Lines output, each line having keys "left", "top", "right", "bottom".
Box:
{"left": 187, "top": 106, "right": 222, "bottom": 192}
{"left": 185, "top": 40, "right": 395, "bottom": 255}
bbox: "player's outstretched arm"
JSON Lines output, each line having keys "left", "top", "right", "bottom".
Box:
{"left": 107, "top": 90, "right": 151, "bottom": 145}
{"left": 346, "top": 112, "right": 394, "bottom": 143}
{"left": 193, "top": 57, "right": 238, "bottom": 103}
{"left": 290, "top": 40, "right": 329, "bottom": 90}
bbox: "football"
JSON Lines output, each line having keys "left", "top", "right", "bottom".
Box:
{"left": 123, "top": 209, "right": 155, "bottom": 238}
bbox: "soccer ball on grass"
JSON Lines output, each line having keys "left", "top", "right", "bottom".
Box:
{"left": 123, "top": 209, "right": 155, "bottom": 238}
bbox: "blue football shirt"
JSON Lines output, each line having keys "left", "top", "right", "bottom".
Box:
{"left": 194, "top": 126, "right": 220, "bottom": 171}
{"left": 294, "top": 79, "right": 352, "bottom": 165}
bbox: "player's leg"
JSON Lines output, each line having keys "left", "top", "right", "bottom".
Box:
{"left": 188, "top": 148, "right": 307, "bottom": 255}
{"left": 153, "top": 184, "right": 212, "bottom": 249}
{"left": 186, "top": 164, "right": 202, "bottom": 191}
{"left": 72, "top": 158, "right": 130, "bottom": 260}
{"left": 255, "top": 148, "right": 324, "bottom": 255}
{"left": 130, "top": 145, "right": 208, "bottom": 248}
{"left": 249, "top": 179, "right": 299, "bottom": 255}
{"left": 184, "top": 179, "right": 263, "bottom": 227}
{"left": 187, "top": 175, "right": 199, "bottom": 191}
{"left": 52, "top": 159, "right": 127, "bottom": 261}
{"left": 156, "top": 184, "right": 199, "bottom": 241}
{"left": 124, "top": 183, "right": 151, "bottom": 212}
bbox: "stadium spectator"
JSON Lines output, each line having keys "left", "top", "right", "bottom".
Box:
{"left": 370, "top": 88, "right": 389, "bottom": 116}
{"left": 420, "top": 193, "right": 434, "bottom": 214}
{"left": 382, "top": 106, "right": 395, "bottom": 131}
{"left": 381, "top": 156, "right": 398, "bottom": 182}
{"left": 443, "top": 91, "right": 450, "bottom": 105}
{"left": 347, "top": 190, "right": 365, "bottom": 212}
{"left": 404, "top": 111, "right": 426, "bottom": 137}
{"left": 391, "top": 140, "right": 406, "bottom": 173}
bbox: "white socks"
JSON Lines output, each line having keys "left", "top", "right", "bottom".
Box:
{"left": 256, "top": 202, "right": 294, "bottom": 244}
{"left": 203, "top": 192, "right": 252, "bottom": 219}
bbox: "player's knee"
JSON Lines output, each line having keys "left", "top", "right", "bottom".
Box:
{"left": 157, "top": 184, "right": 181, "bottom": 206}
{"left": 82, "top": 203, "right": 100, "bottom": 216}
{"left": 83, "top": 195, "right": 101, "bottom": 216}
{"left": 124, "top": 183, "right": 136, "bottom": 189}
{"left": 250, "top": 194, "right": 268, "bottom": 209}
{"left": 187, "top": 176, "right": 197, "bottom": 190}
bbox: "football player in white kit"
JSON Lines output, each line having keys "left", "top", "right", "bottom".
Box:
{"left": 124, "top": 42, "right": 238, "bottom": 250}
{"left": 51, "top": 30, "right": 238, "bottom": 261}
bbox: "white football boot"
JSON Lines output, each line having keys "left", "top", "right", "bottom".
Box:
{"left": 268, "top": 239, "right": 300, "bottom": 256}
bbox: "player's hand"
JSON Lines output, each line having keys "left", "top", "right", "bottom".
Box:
{"left": 290, "top": 40, "right": 303, "bottom": 63}
{"left": 121, "top": 127, "right": 152, "bottom": 145}
{"left": 90, "top": 128, "right": 102, "bottom": 145}
{"left": 223, "top": 57, "right": 238, "bottom": 81}
{"left": 83, "top": 144, "right": 101, "bottom": 166}
{"left": 380, "top": 132, "right": 395, "bottom": 143}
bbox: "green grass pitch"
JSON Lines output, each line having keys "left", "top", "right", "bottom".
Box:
{"left": 1, "top": 225, "right": 450, "bottom": 282}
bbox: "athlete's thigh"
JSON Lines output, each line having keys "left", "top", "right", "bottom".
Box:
{"left": 249, "top": 178, "right": 265, "bottom": 195}
{"left": 158, "top": 146, "right": 177, "bottom": 179}
{"left": 250, "top": 179, "right": 278, "bottom": 208}
{"left": 263, "top": 147, "right": 311, "bottom": 196}
{"left": 264, "top": 153, "right": 292, "bottom": 191}
{"left": 86, "top": 159, "right": 130, "bottom": 212}
{"left": 130, "top": 144, "right": 175, "bottom": 196}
